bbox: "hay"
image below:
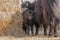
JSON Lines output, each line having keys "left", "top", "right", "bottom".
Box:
{"left": 0, "top": 0, "right": 24, "bottom": 37}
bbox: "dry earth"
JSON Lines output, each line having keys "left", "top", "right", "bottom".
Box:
{"left": 0, "top": 34, "right": 60, "bottom": 40}
{"left": 0, "top": 30, "right": 60, "bottom": 40}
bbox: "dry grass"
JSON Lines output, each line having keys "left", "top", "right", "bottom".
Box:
{"left": 0, "top": 0, "right": 24, "bottom": 37}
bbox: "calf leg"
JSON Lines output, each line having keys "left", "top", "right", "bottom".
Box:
{"left": 26, "top": 25, "right": 30, "bottom": 35}
{"left": 35, "top": 26, "right": 39, "bottom": 35}
{"left": 31, "top": 25, "right": 34, "bottom": 35}
{"left": 22, "top": 23, "right": 27, "bottom": 35}
{"left": 35, "top": 23, "right": 40, "bottom": 35}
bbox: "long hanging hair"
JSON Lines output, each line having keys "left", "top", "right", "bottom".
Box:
{"left": 35, "top": 0, "right": 57, "bottom": 14}
{"left": 47, "top": 0, "right": 57, "bottom": 6}
{"left": 34, "top": 0, "right": 58, "bottom": 24}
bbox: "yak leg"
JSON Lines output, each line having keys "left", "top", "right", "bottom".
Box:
{"left": 43, "top": 24, "right": 47, "bottom": 35}
{"left": 54, "top": 26, "right": 57, "bottom": 37}
{"left": 49, "top": 22, "right": 53, "bottom": 36}
{"left": 53, "top": 17, "right": 57, "bottom": 37}
{"left": 54, "top": 19, "right": 58, "bottom": 37}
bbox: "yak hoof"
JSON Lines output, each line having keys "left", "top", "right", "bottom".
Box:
{"left": 35, "top": 33, "right": 38, "bottom": 36}
{"left": 48, "top": 33, "right": 53, "bottom": 36}
{"left": 44, "top": 33, "right": 47, "bottom": 36}
{"left": 54, "top": 34, "right": 58, "bottom": 37}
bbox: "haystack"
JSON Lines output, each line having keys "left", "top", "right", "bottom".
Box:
{"left": 0, "top": 0, "right": 24, "bottom": 37}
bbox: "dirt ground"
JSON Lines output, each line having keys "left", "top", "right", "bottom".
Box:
{"left": 0, "top": 35, "right": 60, "bottom": 40}
{"left": 0, "top": 30, "right": 60, "bottom": 40}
